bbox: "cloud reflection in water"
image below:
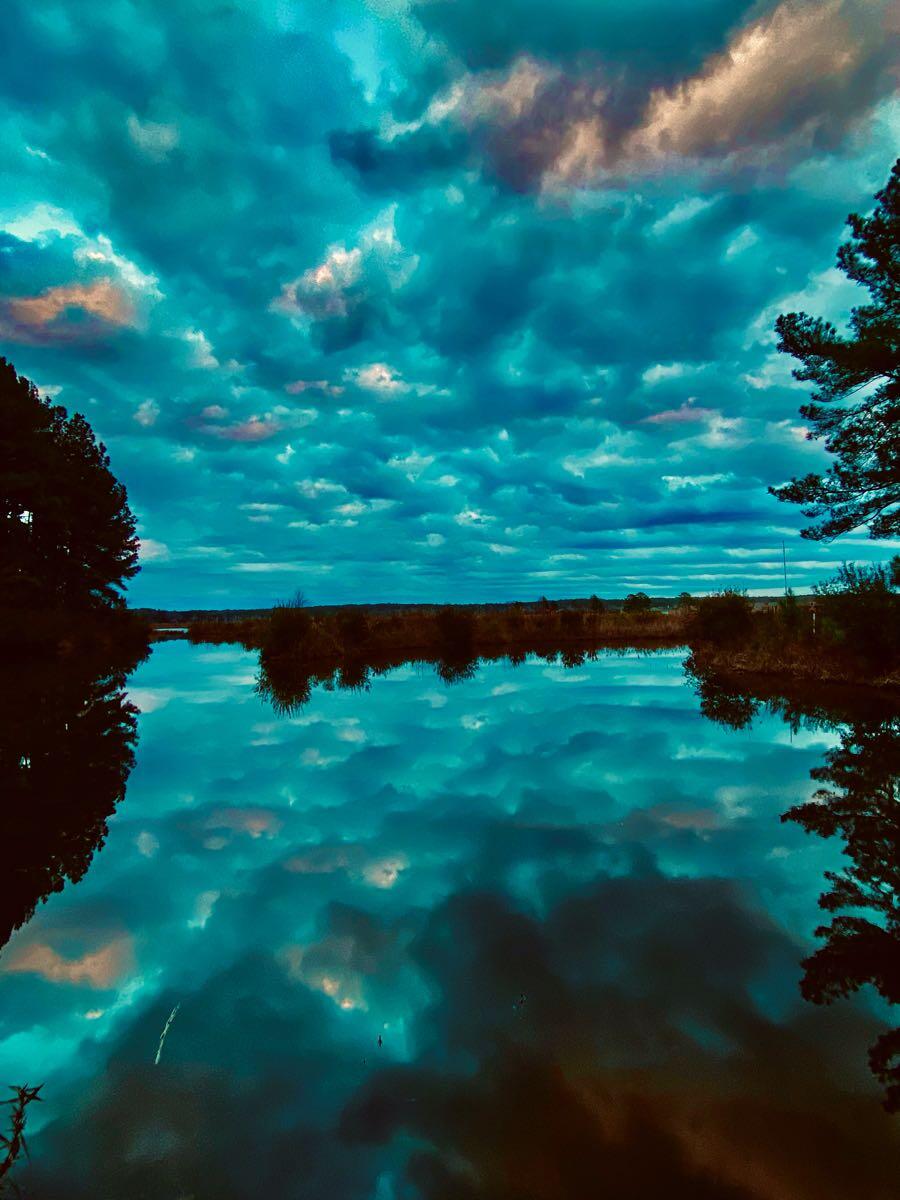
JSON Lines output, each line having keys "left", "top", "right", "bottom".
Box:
{"left": 0, "top": 641, "right": 898, "bottom": 1197}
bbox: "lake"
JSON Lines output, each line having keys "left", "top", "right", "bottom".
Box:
{"left": 2, "top": 640, "right": 899, "bottom": 1197}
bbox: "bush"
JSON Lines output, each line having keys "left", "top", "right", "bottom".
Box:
{"left": 623, "top": 592, "right": 652, "bottom": 614}
{"left": 434, "top": 606, "right": 475, "bottom": 652}
{"left": 268, "top": 591, "right": 313, "bottom": 656}
{"left": 815, "top": 562, "right": 900, "bottom": 666}
{"left": 337, "top": 606, "right": 370, "bottom": 646}
{"left": 560, "top": 608, "right": 583, "bottom": 635}
{"left": 688, "top": 591, "right": 754, "bottom": 646}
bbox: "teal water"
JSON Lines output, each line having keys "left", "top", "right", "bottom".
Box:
{"left": 1, "top": 641, "right": 898, "bottom": 1197}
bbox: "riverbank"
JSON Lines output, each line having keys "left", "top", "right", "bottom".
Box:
{"left": 688, "top": 641, "right": 900, "bottom": 693}
{"left": 174, "top": 578, "right": 899, "bottom": 700}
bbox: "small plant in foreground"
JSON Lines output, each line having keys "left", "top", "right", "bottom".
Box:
{"left": 0, "top": 1084, "right": 43, "bottom": 1192}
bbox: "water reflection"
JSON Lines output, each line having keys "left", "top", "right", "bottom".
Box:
{"left": 0, "top": 645, "right": 145, "bottom": 949}
{"left": 687, "top": 656, "right": 900, "bottom": 1112}
{"left": 1, "top": 643, "right": 899, "bottom": 1196}
{"left": 257, "top": 639, "right": 665, "bottom": 715}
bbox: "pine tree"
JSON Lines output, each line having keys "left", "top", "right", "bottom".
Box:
{"left": 771, "top": 158, "right": 900, "bottom": 540}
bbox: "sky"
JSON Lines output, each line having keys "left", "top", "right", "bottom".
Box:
{"left": 0, "top": 0, "right": 898, "bottom": 608}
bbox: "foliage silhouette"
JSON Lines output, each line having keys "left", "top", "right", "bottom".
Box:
{"left": 783, "top": 716, "right": 900, "bottom": 1111}
{"left": 687, "top": 590, "right": 754, "bottom": 646}
{"left": 622, "top": 592, "right": 652, "bottom": 614}
{"left": 0, "top": 643, "right": 146, "bottom": 949}
{"left": 686, "top": 655, "right": 900, "bottom": 1110}
{"left": 815, "top": 560, "right": 900, "bottom": 667}
{"left": 771, "top": 158, "right": 900, "bottom": 540}
{"left": 0, "top": 356, "right": 139, "bottom": 626}
{"left": 249, "top": 603, "right": 683, "bottom": 714}
{"left": 684, "top": 564, "right": 899, "bottom": 688}
{"left": 0, "top": 1084, "right": 43, "bottom": 1194}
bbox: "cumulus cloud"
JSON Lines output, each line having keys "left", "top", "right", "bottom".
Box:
{"left": 345, "top": 362, "right": 409, "bottom": 394}
{"left": 1, "top": 278, "right": 137, "bottom": 342}
{"left": 272, "top": 208, "right": 417, "bottom": 326}
{"left": 366, "top": 0, "right": 897, "bottom": 190}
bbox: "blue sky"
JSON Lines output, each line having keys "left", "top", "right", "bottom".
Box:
{"left": 1, "top": 0, "right": 898, "bottom": 607}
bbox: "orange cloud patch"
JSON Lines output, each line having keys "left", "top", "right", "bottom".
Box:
{"left": 205, "top": 807, "right": 283, "bottom": 840}
{"left": 2, "top": 933, "right": 134, "bottom": 988}
{"left": 207, "top": 417, "right": 283, "bottom": 442}
{"left": 627, "top": 0, "right": 863, "bottom": 163}
{"left": 643, "top": 403, "right": 716, "bottom": 425}
{"left": 5, "top": 278, "right": 136, "bottom": 339}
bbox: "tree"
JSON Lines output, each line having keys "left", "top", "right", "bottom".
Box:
{"left": 0, "top": 646, "right": 144, "bottom": 947}
{"left": 782, "top": 716, "right": 900, "bottom": 1111}
{"left": 770, "top": 159, "right": 900, "bottom": 540}
{"left": 622, "top": 591, "right": 651, "bottom": 614}
{"left": 687, "top": 589, "right": 754, "bottom": 645}
{"left": 0, "top": 358, "right": 139, "bottom": 610}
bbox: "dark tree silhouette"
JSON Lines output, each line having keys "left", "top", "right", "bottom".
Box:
{"left": 0, "top": 357, "right": 140, "bottom": 611}
{"left": 622, "top": 591, "right": 652, "bottom": 614}
{"left": 0, "top": 645, "right": 144, "bottom": 948}
{"left": 771, "top": 158, "right": 900, "bottom": 540}
{"left": 782, "top": 717, "right": 900, "bottom": 1111}
{"left": 686, "top": 655, "right": 900, "bottom": 1112}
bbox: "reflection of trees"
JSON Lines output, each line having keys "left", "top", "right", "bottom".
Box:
{"left": 257, "top": 640, "right": 661, "bottom": 716}
{"left": 0, "top": 646, "right": 145, "bottom": 949}
{"left": 686, "top": 655, "right": 900, "bottom": 1110}
{"left": 783, "top": 718, "right": 900, "bottom": 1111}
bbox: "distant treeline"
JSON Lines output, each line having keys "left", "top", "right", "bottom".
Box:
{"left": 186, "top": 594, "right": 687, "bottom": 650}
{"left": 176, "top": 562, "right": 900, "bottom": 707}
{"left": 140, "top": 592, "right": 810, "bottom": 627}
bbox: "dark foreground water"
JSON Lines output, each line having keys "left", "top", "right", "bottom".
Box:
{"left": 1, "top": 641, "right": 899, "bottom": 1197}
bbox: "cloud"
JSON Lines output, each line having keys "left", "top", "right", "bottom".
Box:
{"left": 127, "top": 113, "right": 180, "bottom": 161}
{"left": 134, "top": 398, "right": 159, "bottom": 427}
{"left": 272, "top": 208, "right": 417, "bottom": 329}
{"left": 643, "top": 402, "right": 717, "bottom": 425}
{"left": 1, "top": 278, "right": 137, "bottom": 342}
{"left": 2, "top": 933, "right": 134, "bottom": 989}
{"left": 181, "top": 328, "right": 219, "bottom": 369}
{"left": 374, "top": 0, "right": 898, "bottom": 191}
{"left": 207, "top": 416, "right": 283, "bottom": 442}
{"left": 345, "top": 362, "right": 409, "bottom": 394}
{"left": 626, "top": 1, "right": 886, "bottom": 165}
{"left": 138, "top": 537, "right": 170, "bottom": 561}
{"left": 285, "top": 379, "right": 344, "bottom": 397}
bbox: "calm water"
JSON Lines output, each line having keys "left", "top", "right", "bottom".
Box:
{"left": 2, "top": 641, "right": 899, "bottom": 1197}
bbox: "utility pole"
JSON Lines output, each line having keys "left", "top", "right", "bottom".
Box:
{"left": 782, "top": 541, "right": 788, "bottom": 596}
